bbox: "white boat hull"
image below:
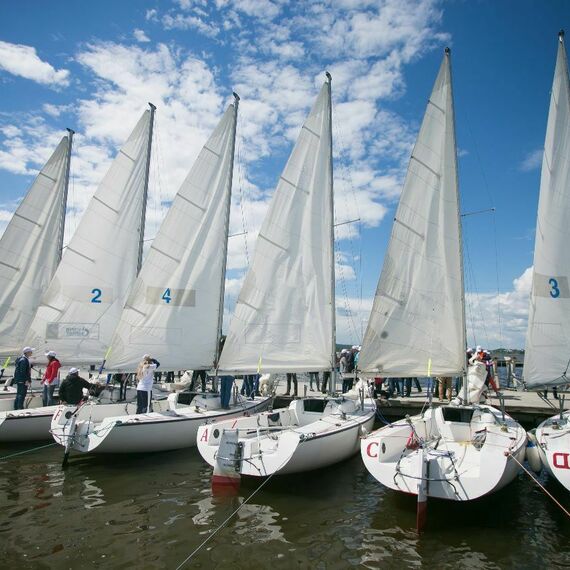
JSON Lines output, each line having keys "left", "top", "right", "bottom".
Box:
{"left": 535, "top": 412, "right": 570, "bottom": 491}
{"left": 51, "top": 394, "right": 272, "bottom": 454}
{"left": 361, "top": 404, "right": 527, "bottom": 501}
{"left": 198, "top": 394, "right": 376, "bottom": 477}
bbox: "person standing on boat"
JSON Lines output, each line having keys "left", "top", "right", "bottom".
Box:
{"left": 437, "top": 376, "right": 452, "bottom": 401}
{"left": 59, "top": 368, "right": 96, "bottom": 405}
{"left": 13, "top": 347, "right": 34, "bottom": 410}
{"left": 340, "top": 349, "right": 349, "bottom": 392}
{"left": 136, "top": 355, "right": 160, "bottom": 414}
{"left": 42, "top": 351, "right": 61, "bottom": 406}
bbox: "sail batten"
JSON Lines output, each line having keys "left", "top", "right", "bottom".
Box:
{"left": 524, "top": 33, "right": 570, "bottom": 387}
{"left": 359, "top": 51, "right": 465, "bottom": 377}
{"left": 105, "top": 102, "right": 239, "bottom": 372}
{"left": 25, "top": 109, "right": 154, "bottom": 365}
{"left": 218, "top": 80, "right": 334, "bottom": 374}
{"left": 0, "top": 133, "right": 72, "bottom": 357}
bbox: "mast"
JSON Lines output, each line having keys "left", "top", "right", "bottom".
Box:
{"left": 214, "top": 92, "right": 240, "bottom": 370}
{"left": 57, "top": 128, "right": 74, "bottom": 262}
{"left": 445, "top": 47, "right": 468, "bottom": 402}
{"left": 326, "top": 71, "right": 337, "bottom": 393}
{"left": 137, "top": 102, "right": 156, "bottom": 274}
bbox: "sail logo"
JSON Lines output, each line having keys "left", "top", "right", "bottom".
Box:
{"left": 552, "top": 452, "right": 570, "bottom": 470}
{"left": 46, "top": 323, "right": 100, "bottom": 340}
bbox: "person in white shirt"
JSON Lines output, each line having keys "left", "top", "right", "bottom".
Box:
{"left": 136, "top": 354, "right": 160, "bottom": 413}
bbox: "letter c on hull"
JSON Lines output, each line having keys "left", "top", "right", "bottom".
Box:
{"left": 366, "top": 441, "right": 379, "bottom": 458}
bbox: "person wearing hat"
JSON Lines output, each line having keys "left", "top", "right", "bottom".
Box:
{"left": 42, "top": 351, "right": 61, "bottom": 406}
{"left": 13, "top": 347, "right": 34, "bottom": 410}
{"left": 59, "top": 368, "right": 96, "bottom": 406}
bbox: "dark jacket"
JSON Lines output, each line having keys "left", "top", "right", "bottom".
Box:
{"left": 59, "top": 374, "right": 93, "bottom": 405}
{"left": 13, "top": 356, "right": 32, "bottom": 384}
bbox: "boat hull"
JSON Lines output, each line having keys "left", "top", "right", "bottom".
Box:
{"left": 535, "top": 412, "right": 570, "bottom": 491}
{"left": 198, "top": 396, "right": 377, "bottom": 476}
{"left": 52, "top": 396, "right": 272, "bottom": 454}
{"left": 360, "top": 404, "right": 527, "bottom": 501}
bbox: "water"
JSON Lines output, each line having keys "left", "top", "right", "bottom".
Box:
{"left": 1, "top": 437, "right": 570, "bottom": 569}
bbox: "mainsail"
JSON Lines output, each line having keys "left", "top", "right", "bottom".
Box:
{"left": 524, "top": 31, "right": 570, "bottom": 387}
{"left": 25, "top": 106, "right": 155, "bottom": 365}
{"left": 0, "top": 131, "right": 73, "bottom": 357}
{"left": 219, "top": 77, "right": 334, "bottom": 373}
{"left": 106, "top": 97, "right": 239, "bottom": 371}
{"left": 359, "top": 49, "right": 465, "bottom": 377}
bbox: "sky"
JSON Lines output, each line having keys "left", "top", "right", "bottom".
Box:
{"left": 0, "top": 0, "right": 568, "bottom": 350}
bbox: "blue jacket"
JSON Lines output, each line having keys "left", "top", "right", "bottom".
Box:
{"left": 13, "top": 356, "right": 31, "bottom": 384}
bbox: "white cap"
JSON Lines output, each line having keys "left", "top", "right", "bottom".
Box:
{"left": 476, "top": 345, "right": 482, "bottom": 352}
{"left": 45, "top": 351, "right": 57, "bottom": 357}
{"left": 351, "top": 345, "right": 358, "bottom": 349}
{"left": 143, "top": 354, "right": 151, "bottom": 359}
{"left": 69, "top": 367, "right": 80, "bottom": 374}
{"left": 22, "top": 346, "right": 34, "bottom": 354}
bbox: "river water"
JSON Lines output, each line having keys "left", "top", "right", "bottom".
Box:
{"left": 1, "top": 430, "right": 569, "bottom": 570}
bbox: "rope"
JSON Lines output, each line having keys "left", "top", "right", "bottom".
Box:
{"left": 507, "top": 452, "right": 570, "bottom": 519}
{"left": 175, "top": 430, "right": 302, "bottom": 569}
{"left": 0, "top": 442, "right": 58, "bottom": 461}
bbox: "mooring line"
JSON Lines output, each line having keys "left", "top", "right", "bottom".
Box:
{"left": 508, "top": 452, "right": 570, "bottom": 518}
{"left": 0, "top": 442, "right": 58, "bottom": 462}
{"left": 175, "top": 471, "right": 278, "bottom": 569}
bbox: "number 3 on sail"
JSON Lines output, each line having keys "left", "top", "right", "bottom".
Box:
{"left": 549, "top": 278, "right": 560, "bottom": 298}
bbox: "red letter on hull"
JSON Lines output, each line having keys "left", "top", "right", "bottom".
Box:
{"left": 553, "top": 452, "right": 570, "bottom": 470}
{"left": 200, "top": 429, "right": 208, "bottom": 442}
{"left": 366, "top": 441, "right": 379, "bottom": 458}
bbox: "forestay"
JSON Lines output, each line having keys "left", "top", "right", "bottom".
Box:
{"left": 359, "top": 50, "right": 465, "bottom": 377}
{"left": 524, "top": 32, "right": 570, "bottom": 387}
{"left": 0, "top": 134, "right": 72, "bottom": 357}
{"left": 219, "top": 80, "right": 334, "bottom": 373}
{"left": 106, "top": 102, "right": 238, "bottom": 371}
{"left": 25, "top": 110, "right": 153, "bottom": 365}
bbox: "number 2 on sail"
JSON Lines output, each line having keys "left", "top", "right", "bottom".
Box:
{"left": 549, "top": 278, "right": 560, "bottom": 298}
{"left": 162, "top": 288, "right": 172, "bottom": 304}
{"left": 91, "top": 288, "right": 102, "bottom": 303}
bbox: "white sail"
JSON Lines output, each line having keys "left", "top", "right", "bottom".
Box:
{"left": 219, "top": 79, "right": 334, "bottom": 373}
{"left": 0, "top": 133, "right": 72, "bottom": 358}
{"left": 359, "top": 50, "right": 465, "bottom": 377}
{"left": 524, "top": 32, "right": 570, "bottom": 387}
{"left": 106, "top": 100, "right": 238, "bottom": 371}
{"left": 25, "top": 109, "right": 154, "bottom": 365}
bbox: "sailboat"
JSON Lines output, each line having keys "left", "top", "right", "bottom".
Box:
{"left": 50, "top": 93, "right": 271, "bottom": 455}
{"left": 0, "top": 130, "right": 73, "bottom": 359}
{"left": 196, "top": 74, "right": 376, "bottom": 487}
{"left": 25, "top": 104, "right": 156, "bottom": 365}
{"left": 358, "top": 48, "right": 526, "bottom": 523}
{"left": 0, "top": 107, "right": 157, "bottom": 441}
{"left": 524, "top": 31, "right": 570, "bottom": 492}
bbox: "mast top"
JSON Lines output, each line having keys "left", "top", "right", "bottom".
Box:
{"left": 444, "top": 46, "right": 451, "bottom": 56}
{"left": 560, "top": 29, "right": 565, "bottom": 42}
{"left": 148, "top": 102, "right": 157, "bottom": 111}
{"left": 66, "top": 128, "right": 75, "bottom": 136}
{"left": 232, "top": 91, "right": 240, "bottom": 102}
{"left": 325, "top": 71, "right": 332, "bottom": 83}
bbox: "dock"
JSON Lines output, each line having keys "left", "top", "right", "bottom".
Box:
{"left": 271, "top": 374, "right": 565, "bottom": 427}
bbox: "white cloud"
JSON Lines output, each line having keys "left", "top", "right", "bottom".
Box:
{"left": 0, "top": 40, "right": 70, "bottom": 87}
{"left": 162, "top": 13, "right": 220, "bottom": 37}
{"left": 133, "top": 29, "right": 151, "bottom": 43}
{"left": 520, "top": 148, "right": 543, "bottom": 172}
{"left": 466, "top": 267, "right": 532, "bottom": 349}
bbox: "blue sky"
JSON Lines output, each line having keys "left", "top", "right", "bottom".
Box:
{"left": 0, "top": 0, "right": 568, "bottom": 349}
